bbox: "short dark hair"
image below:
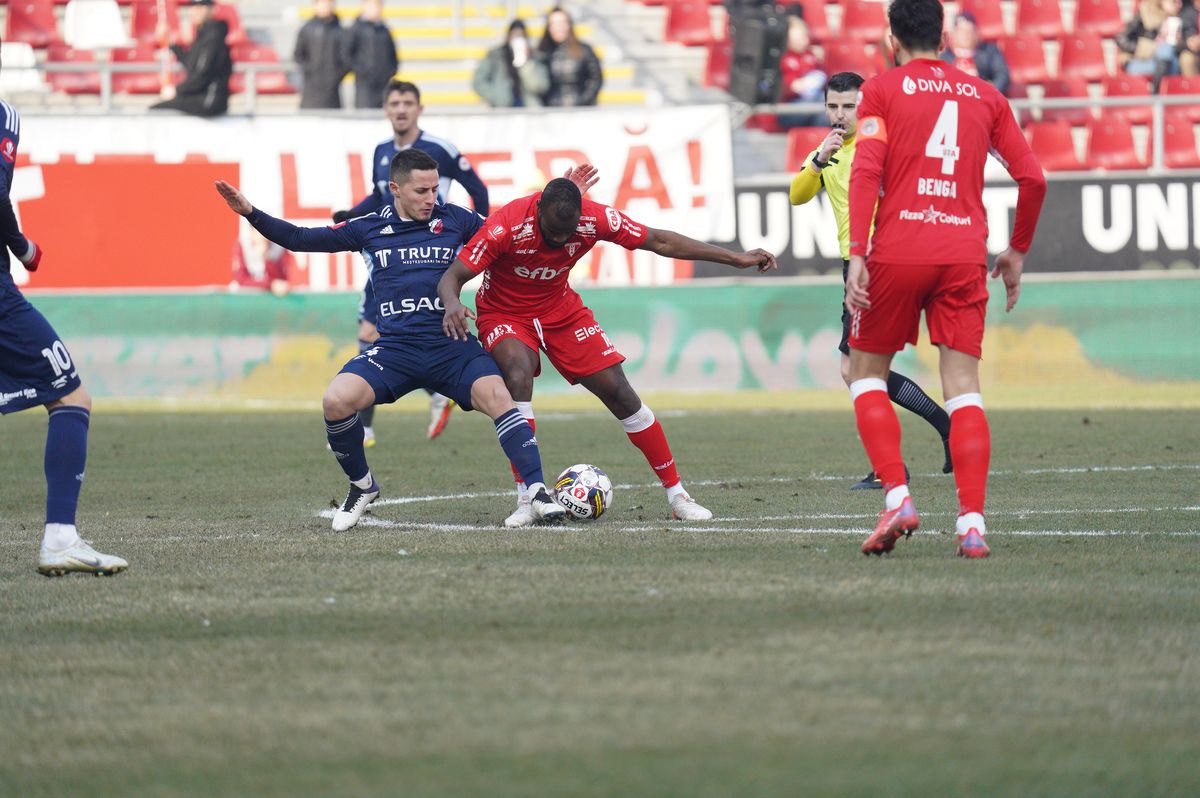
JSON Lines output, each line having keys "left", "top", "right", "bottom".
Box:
{"left": 825, "top": 71, "right": 864, "bottom": 98}
{"left": 383, "top": 79, "right": 420, "bottom": 105}
{"left": 390, "top": 148, "right": 438, "bottom": 184}
{"left": 539, "top": 178, "right": 582, "bottom": 217}
{"left": 888, "top": 0, "right": 944, "bottom": 53}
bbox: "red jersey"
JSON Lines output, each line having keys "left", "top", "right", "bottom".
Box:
{"left": 460, "top": 192, "right": 648, "bottom": 317}
{"left": 780, "top": 50, "right": 823, "bottom": 101}
{"left": 848, "top": 58, "right": 1046, "bottom": 265}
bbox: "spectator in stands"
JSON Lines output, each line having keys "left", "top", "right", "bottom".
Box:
{"left": 537, "top": 7, "right": 603, "bottom": 106}
{"left": 231, "top": 228, "right": 296, "bottom": 296}
{"left": 940, "top": 11, "right": 1011, "bottom": 96}
{"left": 295, "top": 0, "right": 348, "bottom": 108}
{"left": 150, "top": 0, "right": 232, "bottom": 117}
{"left": 778, "top": 14, "right": 826, "bottom": 128}
{"left": 1117, "top": 0, "right": 1185, "bottom": 91}
{"left": 474, "top": 20, "right": 550, "bottom": 107}
{"left": 344, "top": 0, "right": 399, "bottom": 109}
{"left": 1182, "top": 0, "right": 1199, "bottom": 75}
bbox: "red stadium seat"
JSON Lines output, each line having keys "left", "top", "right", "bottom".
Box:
{"left": 45, "top": 43, "right": 102, "bottom": 94}
{"left": 957, "top": 0, "right": 1008, "bottom": 40}
{"left": 744, "top": 113, "right": 782, "bottom": 133}
{"left": 1074, "top": 0, "right": 1124, "bottom": 38}
{"left": 111, "top": 43, "right": 166, "bottom": 94}
{"left": 999, "top": 34, "right": 1050, "bottom": 84}
{"left": 1026, "top": 120, "right": 1087, "bottom": 171}
{"left": 130, "top": 0, "right": 181, "bottom": 45}
{"left": 1040, "top": 77, "right": 1092, "bottom": 125}
{"left": 840, "top": 1, "right": 888, "bottom": 42}
{"left": 703, "top": 40, "right": 732, "bottom": 89}
{"left": 785, "top": 126, "right": 830, "bottom": 172}
{"left": 664, "top": 0, "right": 717, "bottom": 46}
{"left": 1016, "top": 0, "right": 1066, "bottom": 39}
{"left": 5, "top": 1, "right": 62, "bottom": 48}
{"left": 1007, "top": 82, "right": 1034, "bottom": 125}
{"left": 1085, "top": 118, "right": 1146, "bottom": 170}
{"left": 212, "top": 2, "right": 249, "bottom": 45}
{"left": 1100, "top": 75, "right": 1153, "bottom": 125}
{"left": 1160, "top": 113, "right": 1200, "bottom": 169}
{"left": 823, "top": 37, "right": 886, "bottom": 79}
{"left": 1160, "top": 76, "right": 1200, "bottom": 122}
{"left": 794, "top": 0, "right": 831, "bottom": 41}
{"left": 1059, "top": 33, "right": 1110, "bottom": 82}
{"left": 229, "top": 42, "right": 295, "bottom": 95}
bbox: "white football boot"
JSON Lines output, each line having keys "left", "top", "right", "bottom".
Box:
{"left": 427, "top": 393, "right": 455, "bottom": 439}
{"left": 504, "top": 493, "right": 536, "bottom": 528}
{"left": 38, "top": 540, "right": 128, "bottom": 577}
{"left": 670, "top": 492, "right": 714, "bottom": 521}
{"left": 332, "top": 480, "right": 380, "bottom": 531}
{"left": 528, "top": 482, "right": 567, "bottom": 524}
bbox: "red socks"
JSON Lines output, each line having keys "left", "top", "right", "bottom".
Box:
{"left": 627, "top": 421, "right": 680, "bottom": 488}
{"left": 946, "top": 394, "right": 990, "bottom": 515}
{"left": 850, "top": 379, "right": 907, "bottom": 489}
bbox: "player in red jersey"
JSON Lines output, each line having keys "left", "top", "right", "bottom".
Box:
{"left": 845, "top": 0, "right": 1047, "bottom": 558}
{"left": 438, "top": 176, "right": 777, "bottom": 526}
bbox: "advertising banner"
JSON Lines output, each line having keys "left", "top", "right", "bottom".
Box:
{"left": 9, "top": 107, "right": 735, "bottom": 290}
{"left": 24, "top": 277, "right": 1199, "bottom": 402}
{"left": 717, "top": 175, "right": 1200, "bottom": 277}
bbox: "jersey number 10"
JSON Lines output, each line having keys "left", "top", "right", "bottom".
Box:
{"left": 925, "top": 100, "right": 961, "bottom": 176}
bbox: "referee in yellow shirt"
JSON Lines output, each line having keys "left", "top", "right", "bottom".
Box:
{"left": 790, "top": 72, "right": 953, "bottom": 490}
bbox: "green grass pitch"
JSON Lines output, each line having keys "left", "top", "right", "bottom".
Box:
{"left": 2, "top": 406, "right": 1198, "bottom": 797}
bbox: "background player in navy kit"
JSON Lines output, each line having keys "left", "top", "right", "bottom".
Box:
{"left": 333, "top": 80, "right": 491, "bottom": 446}
{"left": 215, "top": 150, "right": 564, "bottom": 530}
{"left": 0, "top": 97, "right": 127, "bottom": 576}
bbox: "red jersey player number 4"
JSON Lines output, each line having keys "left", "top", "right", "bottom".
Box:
{"left": 842, "top": 0, "right": 1046, "bottom": 562}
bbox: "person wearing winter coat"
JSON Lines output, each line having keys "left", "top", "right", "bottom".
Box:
{"left": 345, "top": 0, "right": 399, "bottom": 109}
{"left": 537, "top": 7, "right": 602, "bottom": 107}
{"left": 150, "top": 0, "right": 232, "bottom": 117}
{"left": 473, "top": 20, "right": 550, "bottom": 107}
{"left": 295, "top": 0, "right": 349, "bottom": 108}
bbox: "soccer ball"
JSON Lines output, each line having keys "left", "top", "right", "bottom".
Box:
{"left": 553, "top": 464, "right": 614, "bottom": 521}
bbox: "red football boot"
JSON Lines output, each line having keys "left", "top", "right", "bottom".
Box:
{"left": 956, "top": 527, "right": 991, "bottom": 558}
{"left": 861, "top": 496, "right": 920, "bottom": 556}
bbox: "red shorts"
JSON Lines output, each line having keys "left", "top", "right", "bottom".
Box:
{"left": 848, "top": 262, "right": 988, "bottom": 358}
{"left": 475, "top": 300, "right": 625, "bottom": 384}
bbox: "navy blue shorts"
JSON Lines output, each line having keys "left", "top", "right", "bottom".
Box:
{"left": 339, "top": 334, "right": 500, "bottom": 411}
{"left": 0, "top": 295, "right": 82, "bottom": 414}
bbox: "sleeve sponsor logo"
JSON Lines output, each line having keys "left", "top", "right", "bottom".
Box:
{"left": 605, "top": 208, "right": 622, "bottom": 232}
{"left": 487, "top": 224, "right": 506, "bottom": 240}
{"left": 0, "top": 138, "right": 15, "bottom": 164}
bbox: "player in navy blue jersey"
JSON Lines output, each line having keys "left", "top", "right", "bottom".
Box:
{"left": 0, "top": 96, "right": 127, "bottom": 576}
{"left": 333, "top": 80, "right": 491, "bottom": 447}
{"left": 216, "top": 149, "right": 565, "bottom": 530}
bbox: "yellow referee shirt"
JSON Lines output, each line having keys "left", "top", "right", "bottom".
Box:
{"left": 789, "top": 133, "right": 868, "bottom": 262}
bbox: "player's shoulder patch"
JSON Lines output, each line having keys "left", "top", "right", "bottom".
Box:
{"left": 858, "top": 116, "right": 886, "bottom": 143}
{"left": 487, "top": 222, "right": 507, "bottom": 241}
{"left": 605, "top": 207, "right": 622, "bottom": 232}
{"left": 0, "top": 138, "right": 16, "bottom": 164}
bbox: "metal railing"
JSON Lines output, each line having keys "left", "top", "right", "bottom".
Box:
{"left": 751, "top": 94, "right": 1200, "bottom": 173}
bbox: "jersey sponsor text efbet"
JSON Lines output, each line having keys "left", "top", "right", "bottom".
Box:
{"left": 460, "top": 192, "right": 648, "bottom": 317}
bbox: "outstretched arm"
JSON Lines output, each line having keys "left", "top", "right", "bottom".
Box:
{"left": 437, "top": 258, "right": 479, "bottom": 341}
{"left": 215, "top": 180, "right": 359, "bottom": 253}
{"left": 640, "top": 227, "right": 776, "bottom": 273}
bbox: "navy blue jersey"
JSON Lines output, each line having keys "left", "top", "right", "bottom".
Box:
{"left": 346, "top": 130, "right": 489, "bottom": 218}
{"left": 246, "top": 201, "right": 484, "bottom": 337}
{"left": 0, "top": 98, "right": 33, "bottom": 301}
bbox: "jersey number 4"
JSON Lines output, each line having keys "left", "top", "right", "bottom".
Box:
{"left": 925, "top": 100, "right": 961, "bottom": 175}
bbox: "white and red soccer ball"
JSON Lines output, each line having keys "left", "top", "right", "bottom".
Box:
{"left": 553, "top": 464, "right": 614, "bottom": 521}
